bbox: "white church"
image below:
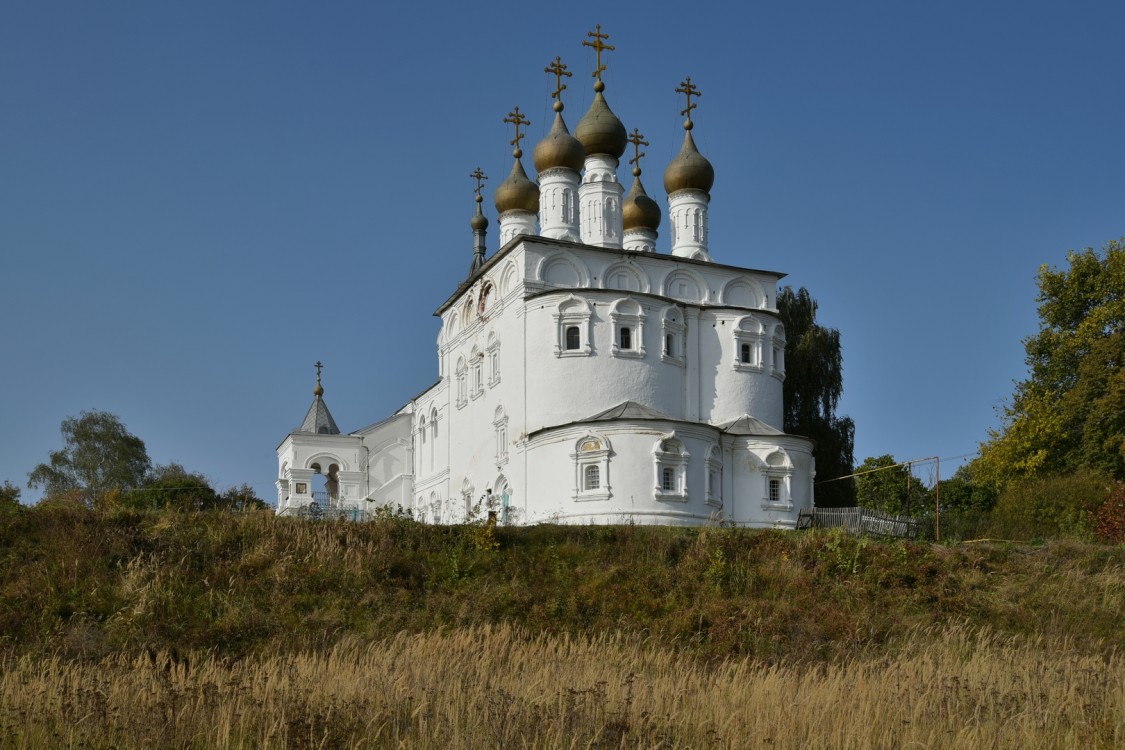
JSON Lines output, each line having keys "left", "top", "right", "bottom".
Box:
{"left": 275, "top": 32, "right": 816, "bottom": 527}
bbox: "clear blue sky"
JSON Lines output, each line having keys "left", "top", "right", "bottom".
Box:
{"left": 2, "top": 1, "right": 1122, "bottom": 503}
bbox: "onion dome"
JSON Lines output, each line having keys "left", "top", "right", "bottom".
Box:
{"left": 575, "top": 81, "right": 627, "bottom": 159}
{"left": 534, "top": 104, "right": 585, "bottom": 173}
{"left": 470, "top": 196, "right": 488, "bottom": 232}
{"left": 663, "top": 126, "right": 714, "bottom": 196}
{"left": 494, "top": 150, "right": 540, "bottom": 214}
{"left": 623, "top": 169, "right": 660, "bottom": 231}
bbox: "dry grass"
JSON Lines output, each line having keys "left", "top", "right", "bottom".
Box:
{"left": 2, "top": 624, "right": 1120, "bottom": 749}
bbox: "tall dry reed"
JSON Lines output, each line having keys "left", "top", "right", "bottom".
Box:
{"left": 1, "top": 623, "right": 1120, "bottom": 749}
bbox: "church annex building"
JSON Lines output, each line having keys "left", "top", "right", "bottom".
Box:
{"left": 275, "top": 30, "right": 816, "bottom": 527}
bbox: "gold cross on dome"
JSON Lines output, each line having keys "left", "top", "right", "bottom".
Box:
{"left": 503, "top": 106, "right": 530, "bottom": 150}
{"left": 545, "top": 56, "right": 572, "bottom": 103}
{"left": 627, "top": 128, "right": 649, "bottom": 170}
{"left": 314, "top": 360, "right": 323, "bottom": 385}
{"left": 582, "top": 24, "right": 614, "bottom": 82}
{"left": 470, "top": 167, "right": 487, "bottom": 199}
{"left": 675, "top": 77, "right": 701, "bottom": 120}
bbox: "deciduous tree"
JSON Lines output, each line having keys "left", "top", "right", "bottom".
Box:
{"left": 975, "top": 239, "right": 1125, "bottom": 489}
{"left": 777, "top": 287, "right": 856, "bottom": 506}
{"left": 28, "top": 410, "right": 151, "bottom": 505}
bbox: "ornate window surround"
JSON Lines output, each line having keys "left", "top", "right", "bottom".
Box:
{"left": 733, "top": 315, "right": 765, "bottom": 372}
{"left": 653, "top": 435, "right": 689, "bottom": 503}
{"left": 554, "top": 295, "right": 593, "bottom": 358}
{"left": 609, "top": 298, "right": 646, "bottom": 359}
{"left": 571, "top": 433, "right": 612, "bottom": 502}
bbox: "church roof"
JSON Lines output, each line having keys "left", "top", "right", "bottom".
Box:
{"left": 717, "top": 415, "right": 784, "bottom": 436}
{"left": 297, "top": 396, "right": 341, "bottom": 435}
{"left": 583, "top": 401, "right": 675, "bottom": 422}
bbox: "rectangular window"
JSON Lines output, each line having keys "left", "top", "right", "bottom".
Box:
{"left": 565, "top": 326, "right": 581, "bottom": 350}
{"left": 769, "top": 478, "right": 781, "bottom": 503}
{"left": 741, "top": 343, "right": 751, "bottom": 364}
{"left": 584, "top": 465, "right": 600, "bottom": 490}
{"left": 619, "top": 326, "right": 632, "bottom": 350}
{"left": 662, "top": 467, "right": 675, "bottom": 492}
{"left": 665, "top": 334, "right": 673, "bottom": 356}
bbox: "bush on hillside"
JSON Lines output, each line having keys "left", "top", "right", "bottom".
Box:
{"left": 990, "top": 470, "right": 1108, "bottom": 540}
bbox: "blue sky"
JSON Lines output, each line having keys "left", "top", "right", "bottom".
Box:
{"left": 2, "top": 1, "right": 1122, "bottom": 503}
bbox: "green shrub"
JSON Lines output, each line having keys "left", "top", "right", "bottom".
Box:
{"left": 990, "top": 470, "right": 1109, "bottom": 540}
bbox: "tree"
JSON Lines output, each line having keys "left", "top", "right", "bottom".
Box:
{"left": 217, "top": 484, "right": 269, "bottom": 511}
{"left": 127, "top": 463, "right": 220, "bottom": 511}
{"left": 28, "top": 410, "right": 151, "bottom": 505}
{"left": 855, "top": 454, "right": 927, "bottom": 515}
{"left": 0, "top": 481, "right": 20, "bottom": 507}
{"left": 777, "top": 287, "right": 856, "bottom": 506}
{"left": 974, "top": 240, "right": 1125, "bottom": 490}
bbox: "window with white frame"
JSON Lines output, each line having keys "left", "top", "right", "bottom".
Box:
{"left": 653, "top": 436, "right": 689, "bottom": 502}
{"left": 493, "top": 405, "right": 508, "bottom": 466}
{"left": 554, "top": 295, "right": 592, "bottom": 357}
{"left": 455, "top": 356, "right": 467, "bottom": 408}
{"left": 609, "top": 298, "right": 645, "bottom": 359}
{"left": 761, "top": 450, "right": 794, "bottom": 509}
{"left": 486, "top": 331, "right": 500, "bottom": 386}
{"left": 470, "top": 346, "right": 484, "bottom": 398}
{"left": 661, "top": 306, "right": 685, "bottom": 366}
{"left": 770, "top": 323, "right": 787, "bottom": 380}
{"left": 430, "top": 408, "right": 438, "bottom": 469}
{"left": 461, "top": 478, "right": 474, "bottom": 520}
{"left": 705, "top": 446, "right": 722, "bottom": 508}
{"left": 572, "top": 434, "right": 611, "bottom": 501}
{"left": 733, "top": 315, "right": 764, "bottom": 372}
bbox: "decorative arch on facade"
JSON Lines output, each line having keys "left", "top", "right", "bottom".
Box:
{"left": 571, "top": 432, "right": 612, "bottom": 502}
{"left": 609, "top": 297, "right": 646, "bottom": 358}
{"left": 600, "top": 262, "right": 648, "bottom": 293}
{"left": 553, "top": 294, "right": 593, "bottom": 357}
{"left": 304, "top": 453, "right": 349, "bottom": 473}
{"left": 536, "top": 252, "right": 589, "bottom": 288}
{"left": 661, "top": 268, "right": 706, "bottom": 303}
{"left": 721, "top": 277, "right": 765, "bottom": 309}
{"left": 493, "top": 473, "right": 513, "bottom": 523}
{"left": 469, "top": 344, "right": 484, "bottom": 398}
{"left": 653, "top": 434, "right": 690, "bottom": 502}
{"left": 762, "top": 448, "right": 794, "bottom": 508}
{"left": 493, "top": 404, "right": 509, "bottom": 465}
{"left": 447, "top": 309, "right": 460, "bottom": 338}
{"left": 498, "top": 261, "right": 518, "bottom": 296}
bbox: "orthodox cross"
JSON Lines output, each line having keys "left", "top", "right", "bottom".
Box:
{"left": 503, "top": 106, "right": 530, "bottom": 152}
{"left": 627, "top": 128, "right": 649, "bottom": 172}
{"left": 314, "top": 360, "right": 323, "bottom": 385}
{"left": 582, "top": 24, "right": 614, "bottom": 82}
{"left": 470, "top": 167, "right": 487, "bottom": 199}
{"left": 675, "top": 77, "right": 701, "bottom": 121}
{"left": 545, "top": 56, "right": 572, "bottom": 104}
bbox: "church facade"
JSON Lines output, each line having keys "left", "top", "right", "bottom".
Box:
{"left": 275, "top": 32, "right": 816, "bottom": 527}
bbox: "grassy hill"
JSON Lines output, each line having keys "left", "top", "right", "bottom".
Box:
{"left": 1, "top": 505, "right": 1122, "bottom": 747}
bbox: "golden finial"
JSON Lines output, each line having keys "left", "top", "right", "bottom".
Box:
{"left": 470, "top": 167, "right": 487, "bottom": 204}
{"left": 314, "top": 360, "right": 324, "bottom": 397}
{"left": 675, "top": 77, "right": 701, "bottom": 130}
{"left": 627, "top": 128, "right": 649, "bottom": 177}
{"left": 545, "top": 56, "right": 572, "bottom": 112}
{"left": 503, "top": 106, "right": 531, "bottom": 158}
{"left": 582, "top": 24, "right": 615, "bottom": 91}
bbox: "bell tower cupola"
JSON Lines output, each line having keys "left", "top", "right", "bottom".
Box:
{"left": 493, "top": 106, "right": 540, "bottom": 246}
{"left": 534, "top": 56, "right": 584, "bottom": 242}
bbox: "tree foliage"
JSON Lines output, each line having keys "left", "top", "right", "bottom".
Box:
{"left": 855, "top": 455, "right": 927, "bottom": 515}
{"left": 777, "top": 287, "right": 856, "bottom": 506}
{"left": 28, "top": 410, "right": 151, "bottom": 505}
{"left": 974, "top": 240, "right": 1125, "bottom": 490}
{"left": 0, "top": 481, "right": 20, "bottom": 507}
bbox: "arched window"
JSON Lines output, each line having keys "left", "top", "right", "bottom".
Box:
{"left": 493, "top": 405, "right": 509, "bottom": 466}
{"left": 455, "top": 356, "right": 467, "bottom": 409}
{"left": 487, "top": 331, "right": 501, "bottom": 386}
{"left": 733, "top": 315, "right": 764, "bottom": 372}
{"left": 572, "top": 434, "right": 611, "bottom": 501}
{"left": 470, "top": 346, "right": 483, "bottom": 398}
{"left": 554, "top": 295, "right": 592, "bottom": 357}
{"left": 661, "top": 306, "right": 685, "bottom": 366}
{"left": 761, "top": 450, "right": 794, "bottom": 509}
{"left": 770, "top": 323, "right": 787, "bottom": 380}
{"left": 566, "top": 326, "right": 580, "bottom": 350}
{"left": 705, "top": 446, "right": 722, "bottom": 508}
{"left": 654, "top": 436, "right": 689, "bottom": 502}
{"left": 609, "top": 298, "right": 645, "bottom": 359}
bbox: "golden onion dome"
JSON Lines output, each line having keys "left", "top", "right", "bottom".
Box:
{"left": 663, "top": 126, "right": 714, "bottom": 196}
{"left": 493, "top": 152, "right": 540, "bottom": 214}
{"left": 622, "top": 170, "right": 660, "bottom": 231}
{"left": 575, "top": 83, "right": 627, "bottom": 159}
{"left": 534, "top": 106, "right": 585, "bottom": 173}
